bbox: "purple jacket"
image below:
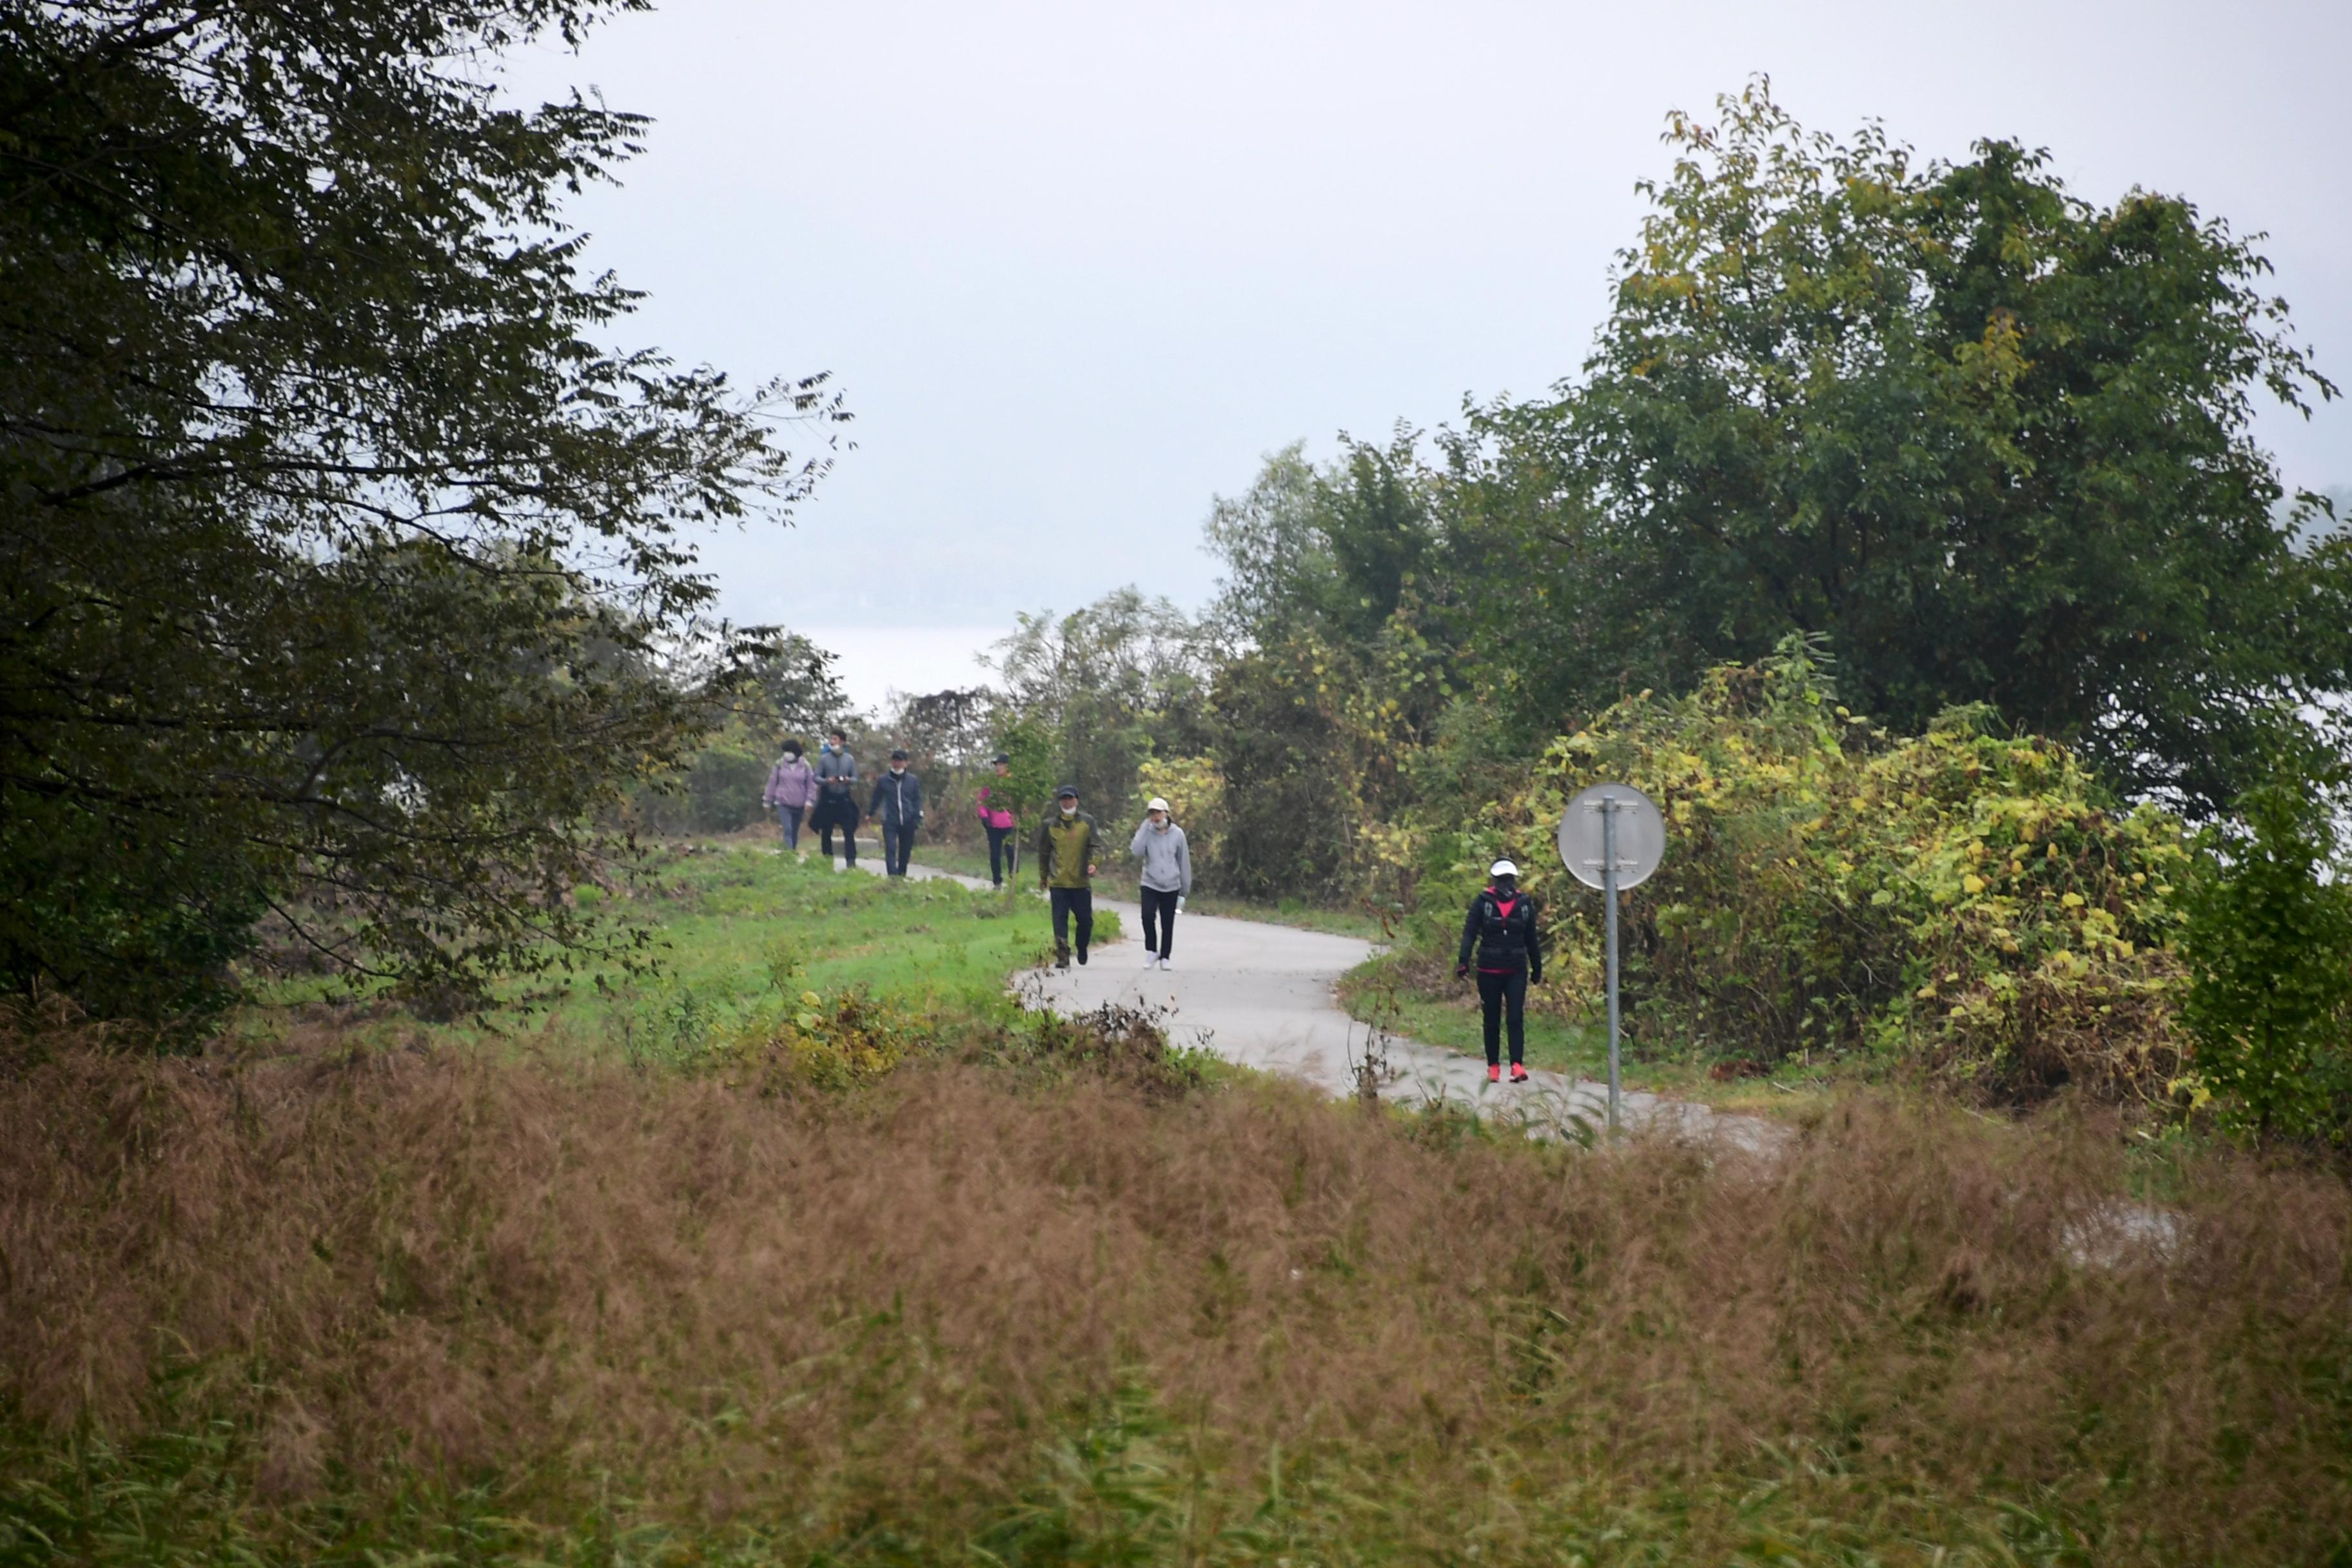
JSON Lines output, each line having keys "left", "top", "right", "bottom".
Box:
{"left": 764, "top": 755, "right": 817, "bottom": 810}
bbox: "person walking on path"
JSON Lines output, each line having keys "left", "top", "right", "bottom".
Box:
{"left": 1128, "top": 796, "right": 1191, "bottom": 970}
{"left": 974, "top": 752, "right": 1021, "bottom": 888}
{"left": 1456, "top": 859, "right": 1543, "bottom": 1084}
{"left": 1036, "top": 785, "right": 1098, "bottom": 968}
{"left": 812, "top": 728, "right": 860, "bottom": 867}
{"left": 870, "top": 749, "right": 925, "bottom": 877}
{"left": 763, "top": 736, "right": 817, "bottom": 851}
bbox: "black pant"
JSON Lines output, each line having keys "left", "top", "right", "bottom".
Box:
{"left": 986, "top": 824, "right": 1017, "bottom": 887}
{"left": 883, "top": 819, "right": 917, "bottom": 876}
{"left": 1139, "top": 886, "right": 1179, "bottom": 957}
{"left": 1478, "top": 968, "right": 1527, "bottom": 1066}
{"left": 814, "top": 796, "right": 858, "bottom": 865}
{"left": 1049, "top": 886, "right": 1093, "bottom": 960}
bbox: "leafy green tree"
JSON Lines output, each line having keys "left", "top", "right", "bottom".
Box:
{"left": 1460, "top": 80, "right": 2349, "bottom": 811}
{"left": 992, "top": 713, "right": 1060, "bottom": 838}
{"left": 1204, "top": 430, "right": 1444, "bottom": 652}
{"left": 749, "top": 635, "right": 852, "bottom": 741}
{"left": 1, "top": 1, "right": 843, "bottom": 1019}
{"left": 1206, "top": 643, "right": 1358, "bottom": 900}
{"left": 2179, "top": 765, "right": 2352, "bottom": 1141}
{"left": 988, "top": 589, "right": 1211, "bottom": 816}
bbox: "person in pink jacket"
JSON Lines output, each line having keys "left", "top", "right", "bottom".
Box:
{"left": 763, "top": 737, "right": 818, "bottom": 850}
{"left": 974, "top": 752, "right": 1021, "bottom": 887}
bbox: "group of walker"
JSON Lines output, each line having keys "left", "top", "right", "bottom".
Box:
{"left": 763, "top": 734, "right": 1540, "bottom": 1085}
{"left": 759, "top": 728, "right": 926, "bottom": 876}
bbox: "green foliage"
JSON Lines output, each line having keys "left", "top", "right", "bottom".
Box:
{"left": 989, "top": 590, "right": 1213, "bottom": 817}
{"left": 1196, "top": 442, "right": 1461, "bottom": 901}
{"left": 747, "top": 634, "right": 852, "bottom": 738}
{"left": 1477, "top": 641, "right": 2196, "bottom": 1099}
{"left": 703, "top": 985, "right": 920, "bottom": 1092}
{"left": 1206, "top": 643, "right": 1357, "bottom": 900}
{"left": 1461, "top": 79, "right": 2347, "bottom": 810}
{"left": 995, "top": 712, "right": 1062, "bottom": 833}
{"left": 0, "top": 1, "right": 844, "bottom": 1021}
{"left": 628, "top": 732, "right": 772, "bottom": 837}
{"left": 1195, "top": 83, "right": 2351, "bottom": 819}
{"left": 2178, "top": 774, "right": 2352, "bottom": 1141}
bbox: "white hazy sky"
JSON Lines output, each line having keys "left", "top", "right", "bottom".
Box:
{"left": 504, "top": 0, "right": 2352, "bottom": 708}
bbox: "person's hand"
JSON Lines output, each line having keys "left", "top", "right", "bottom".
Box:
{"left": 1086, "top": 863, "right": 1097, "bottom": 877}
{"left": 1455, "top": 963, "right": 1470, "bottom": 981}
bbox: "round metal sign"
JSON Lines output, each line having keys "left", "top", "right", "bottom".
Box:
{"left": 1557, "top": 783, "right": 1667, "bottom": 891}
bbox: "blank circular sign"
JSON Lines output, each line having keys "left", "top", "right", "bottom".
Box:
{"left": 1557, "top": 783, "right": 1667, "bottom": 890}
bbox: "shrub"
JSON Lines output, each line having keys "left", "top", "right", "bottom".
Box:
{"left": 1003, "top": 999, "right": 1206, "bottom": 1103}
{"left": 1466, "top": 639, "right": 2194, "bottom": 1100}
{"left": 701, "top": 986, "right": 921, "bottom": 1093}
{"left": 2178, "top": 776, "right": 2352, "bottom": 1142}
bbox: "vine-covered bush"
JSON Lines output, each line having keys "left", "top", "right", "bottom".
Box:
{"left": 1471, "top": 642, "right": 2194, "bottom": 1102}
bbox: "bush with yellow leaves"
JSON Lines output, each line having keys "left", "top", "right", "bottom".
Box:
{"left": 701, "top": 986, "right": 919, "bottom": 1094}
{"left": 1494, "top": 637, "right": 2193, "bottom": 1103}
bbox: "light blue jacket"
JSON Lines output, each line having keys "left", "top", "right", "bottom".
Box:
{"left": 1129, "top": 819, "right": 1191, "bottom": 895}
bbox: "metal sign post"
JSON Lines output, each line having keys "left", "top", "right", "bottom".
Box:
{"left": 1557, "top": 783, "right": 1666, "bottom": 1137}
{"left": 1602, "top": 799, "right": 1620, "bottom": 1131}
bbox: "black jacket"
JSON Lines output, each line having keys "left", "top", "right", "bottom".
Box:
{"left": 868, "top": 769, "right": 924, "bottom": 827}
{"left": 1458, "top": 887, "right": 1542, "bottom": 980}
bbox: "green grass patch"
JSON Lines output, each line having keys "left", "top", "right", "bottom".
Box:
{"left": 239, "top": 841, "right": 1125, "bottom": 1057}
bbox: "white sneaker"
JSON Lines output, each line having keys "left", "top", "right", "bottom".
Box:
{"left": 1158, "top": 956, "right": 1173, "bottom": 971}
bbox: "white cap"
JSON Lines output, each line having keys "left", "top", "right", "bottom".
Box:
{"left": 1489, "top": 858, "right": 1520, "bottom": 878}
{"left": 1146, "top": 796, "right": 1171, "bottom": 813}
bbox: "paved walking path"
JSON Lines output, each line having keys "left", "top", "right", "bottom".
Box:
{"left": 827, "top": 845, "right": 1765, "bottom": 1148}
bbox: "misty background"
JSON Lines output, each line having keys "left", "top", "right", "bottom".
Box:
{"left": 503, "top": 0, "right": 2352, "bottom": 710}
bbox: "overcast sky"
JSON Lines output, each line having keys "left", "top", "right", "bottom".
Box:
{"left": 505, "top": 0, "right": 2352, "bottom": 708}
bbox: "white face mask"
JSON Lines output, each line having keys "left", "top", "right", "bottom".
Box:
{"left": 1060, "top": 803, "right": 1077, "bottom": 816}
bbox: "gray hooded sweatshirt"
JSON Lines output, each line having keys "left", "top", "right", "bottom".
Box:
{"left": 1129, "top": 819, "right": 1192, "bottom": 895}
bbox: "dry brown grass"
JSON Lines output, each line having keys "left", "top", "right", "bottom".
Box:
{"left": 3, "top": 1023, "right": 2349, "bottom": 1562}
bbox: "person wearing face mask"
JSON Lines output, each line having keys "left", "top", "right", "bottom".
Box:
{"left": 810, "top": 727, "right": 859, "bottom": 867}
{"left": 1128, "top": 796, "right": 1190, "bottom": 970}
{"left": 974, "top": 752, "right": 1020, "bottom": 888}
{"left": 1455, "top": 859, "right": 1544, "bottom": 1084}
{"left": 1035, "top": 785, "right": 1099, "bottom": 968}
{"left": 762, "top": 735, "right": 817, "bottom": 852}
{"left": 868, "top": 748, "right": 925, "bottom": 877}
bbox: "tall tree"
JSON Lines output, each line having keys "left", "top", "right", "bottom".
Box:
{"left": 1463, "top": 81, "right": 2348, "bottom": 810}
{"left": 988, "top": 589, "right": 1210, "bottom": 812}
{"left": 0, "top": 1, "right": 844, "bottom": 1019}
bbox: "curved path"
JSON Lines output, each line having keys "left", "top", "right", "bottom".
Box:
{"left": 836, "top": 847, "right": 1761, "bottom": 1146}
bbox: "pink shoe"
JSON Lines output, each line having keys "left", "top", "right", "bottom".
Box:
{"left": 1486, "top": 1063, "right": 1502, "bottom": 1084}
{"left": 1509, "top": 1064, "right": 1531, "bottom": 1084}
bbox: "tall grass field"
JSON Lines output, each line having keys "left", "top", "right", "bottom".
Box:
{"left": 2, "top": 845, "right": 2347, "bottom": 1565}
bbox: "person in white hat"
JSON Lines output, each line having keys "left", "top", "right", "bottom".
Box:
{"left": 1129, "top": 796, "right": 1191, "bottom": 970}
{"left": 1455, "top": 858, "right": 1542, "bottom": 1084}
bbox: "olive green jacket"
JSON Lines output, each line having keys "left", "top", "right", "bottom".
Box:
{"left": 1036, "top": 811, "right": 1097, "bottom": 890}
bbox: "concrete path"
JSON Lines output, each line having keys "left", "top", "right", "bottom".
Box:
{"left": 818, "top": 844, "right": 1764, "bottom": 1148}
